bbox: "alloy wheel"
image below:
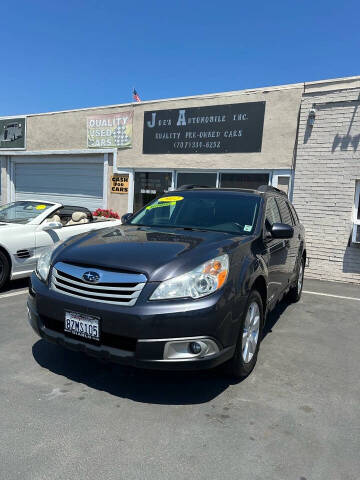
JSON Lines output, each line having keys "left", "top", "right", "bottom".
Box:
{"left": 242, "top": 301, "right": 260, "bottom": 364}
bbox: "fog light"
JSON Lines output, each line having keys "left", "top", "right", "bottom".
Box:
{"left": 189, "top": 341, "right": 202, "bottom": 355}
{"left": 163, "top": 338, "right": 220, "bottom": 360}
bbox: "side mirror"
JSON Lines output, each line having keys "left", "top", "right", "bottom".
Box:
{"left": 271, "top": 223, "right": 294, "bottom": 239}
{"left": 42, "top": 221, "right": 63, "bottom": 231}
{"left": 121, "top": 212, "right": 133, "bottom": 224}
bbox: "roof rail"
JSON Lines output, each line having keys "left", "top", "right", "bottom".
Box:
{"left": 257, "top": 185, "right": 287, "bottom": 196}
{"left": 177, "top": 184, "right": 211, "bottom": 190}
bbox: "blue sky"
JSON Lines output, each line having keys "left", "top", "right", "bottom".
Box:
{"left": 1, "top": 0, "right": 359, "bottom": 116}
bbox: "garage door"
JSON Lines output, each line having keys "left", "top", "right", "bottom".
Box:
{"left": 14, "top": 158, "right": 104, "bottom": 210}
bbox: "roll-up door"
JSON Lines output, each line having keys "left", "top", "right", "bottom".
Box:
{"left": 14, "top": 157, "right": 104, "bottom": 210}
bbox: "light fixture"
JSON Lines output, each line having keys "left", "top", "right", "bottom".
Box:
{"left": 308, "top": 108, "right": 316, "bottom": 126}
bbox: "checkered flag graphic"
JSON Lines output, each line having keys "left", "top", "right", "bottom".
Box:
{"left": 113, "top": 125, "right": 130, "bottom": 146}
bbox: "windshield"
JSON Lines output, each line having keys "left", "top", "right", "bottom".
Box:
{"left": 0, "top": 201, "right": 53, "bottom": 224}
{"left": 129, "top": 191, "right": 261, "bottom": 235}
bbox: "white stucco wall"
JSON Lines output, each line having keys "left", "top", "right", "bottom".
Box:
{"left": 293, "top": 81, "right": 360, "bottom": 284}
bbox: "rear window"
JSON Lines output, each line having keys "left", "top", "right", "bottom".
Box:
{"left": 129, "top": 192, "right": 261, "bottom": 235}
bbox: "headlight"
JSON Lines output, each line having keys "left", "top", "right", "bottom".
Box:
{"left": 150, "top": 254, "right": 229, "bottom": 300}
{"left": 36, "top": 247, "right": 55, "bottom": 282}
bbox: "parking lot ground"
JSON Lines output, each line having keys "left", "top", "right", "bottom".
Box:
{"left": 303, "top": 277, "right": 360, "bottom": 300}
{"left": 0, "top": 278, "right": 359, "bottom": 480}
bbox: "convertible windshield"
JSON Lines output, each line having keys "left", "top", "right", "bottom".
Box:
{"left": 129, "top": 191, "right": 261, "bottom": 234}
{"left": 0, "top": 201, "right": 53, "bottom": 224}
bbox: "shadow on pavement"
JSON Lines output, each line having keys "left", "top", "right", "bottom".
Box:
{"left": 2, "top": 278, "right": 29, "bottom": 294}
{"left": 262, "top": 298, "right": 291, "bottom": 339}
{"left": 31, "top": 298, "right": 291, "bottom": 405}
{"left": 32, "top": 340, "right": 242, "bottom": 405}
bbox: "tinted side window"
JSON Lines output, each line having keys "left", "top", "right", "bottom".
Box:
{"left": 289, "top": 203, "right": 299, "bottom": 224}
{"left": 265, "top": 197, "right": 282, "bottom": 230}
{"left": 276, "top": 197, "right": 294, "bottom": 226}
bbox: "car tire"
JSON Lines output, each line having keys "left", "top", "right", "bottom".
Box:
{"left": 0, "top": 251, "right": 10, "bottom": 290}
{"left": 288, "top": 255, "right": 305, "bottom": 303}
{"left": 224, "top": 290, "right": 263, "bottom": 379}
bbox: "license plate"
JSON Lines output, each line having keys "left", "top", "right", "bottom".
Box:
{"left": 64, "top": 311, "right": 100, "bottom": 341}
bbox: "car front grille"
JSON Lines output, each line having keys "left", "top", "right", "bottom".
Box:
{"left": 51, "top": 262, "right": 147, "bottom": 306}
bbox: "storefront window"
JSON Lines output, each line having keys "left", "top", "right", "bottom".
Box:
{"left": 134, "top": 172, "right": 172, "bottom": 212}
{"left": 176, "top": 172, "right": 217, "bottom": 188}
{"left": 131, "top": 170, "right": 289, "bottom": 215}
{"left": 220, "top": 173, "right": 269, "bottom": 190}
{"left": 277, "top": 176, "right": 290, "bottom": 196}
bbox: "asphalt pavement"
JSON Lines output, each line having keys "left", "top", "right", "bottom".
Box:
{"left": 0, "top": 279, "right": 359, "bottom": 480}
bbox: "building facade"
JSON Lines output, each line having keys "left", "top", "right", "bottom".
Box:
{"left": 292, "top": 76, "right": 360, "bottom": 284}
{"left": 1, "top": 76, "right": 359, "bottom": 284}
{"left": 0, "top": 83, "right": 302, "bottom": 213}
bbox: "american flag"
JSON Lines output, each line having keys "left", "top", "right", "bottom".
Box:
{"left": 133, "top": 88, "right": 141, "bottom": 102}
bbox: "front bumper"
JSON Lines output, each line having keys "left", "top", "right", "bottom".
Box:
{"left": 28, "top": 273, "right": 244, "bottom": 371}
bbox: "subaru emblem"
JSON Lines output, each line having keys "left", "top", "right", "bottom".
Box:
{"left": 82, "top": 271, "right": 100, "bottom": 284}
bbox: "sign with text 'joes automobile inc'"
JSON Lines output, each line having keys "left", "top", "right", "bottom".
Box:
{"left": 143, "top": 102, "right": 265, "bottom": 154}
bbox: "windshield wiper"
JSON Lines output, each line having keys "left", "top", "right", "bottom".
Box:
{"left": 179, "top": 226, "right": 209, "bottom": 232}
{"left": 131, "top": 224, "right": 209, "bottom": 232}
{"left": 129, "top": 224, "right": 241, "bottom": 234}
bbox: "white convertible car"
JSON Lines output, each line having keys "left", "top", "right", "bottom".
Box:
{"left": 0, "top": 200, "right": 121, "bottom": 289}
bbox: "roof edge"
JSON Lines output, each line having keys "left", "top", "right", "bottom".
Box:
{"left": 0, "top": 81, "right": 304, "bottom": 119}
{"left": 1, "top": 75, "right": 359, "bottom": 119}
{"left": 304, "top": 75, "right": 360, "bottom": 93}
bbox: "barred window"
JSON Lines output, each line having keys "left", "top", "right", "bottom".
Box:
{"left": 352, "top": 182, "right": 360, "bottom": 243}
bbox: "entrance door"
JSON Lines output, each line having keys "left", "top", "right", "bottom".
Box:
{"left": 133, "top": 172, "right": 172, "bottom": 212}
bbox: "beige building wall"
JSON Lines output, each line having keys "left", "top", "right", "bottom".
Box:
{"left": 25, "top": 84, "right": 303, "bottom": 171}
{"left": 118, "top": 85, "right": 303, "bottom": 171}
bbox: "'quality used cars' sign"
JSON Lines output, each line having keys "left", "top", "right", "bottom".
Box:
{"left": 87, "top": 112, "right": 133, "bottom": 149}
{"left": 143, "top": 102, "right": 265, "bottom": 154}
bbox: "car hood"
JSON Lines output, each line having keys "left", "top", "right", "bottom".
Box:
{"left": 54, "top": 225, "right": 250, "bottom": 282}
{"left": 0, "top": 223, "right": 30, "bottom": 232}
{"left": 0, "top": 222, "right": 20, "bottom": 227}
